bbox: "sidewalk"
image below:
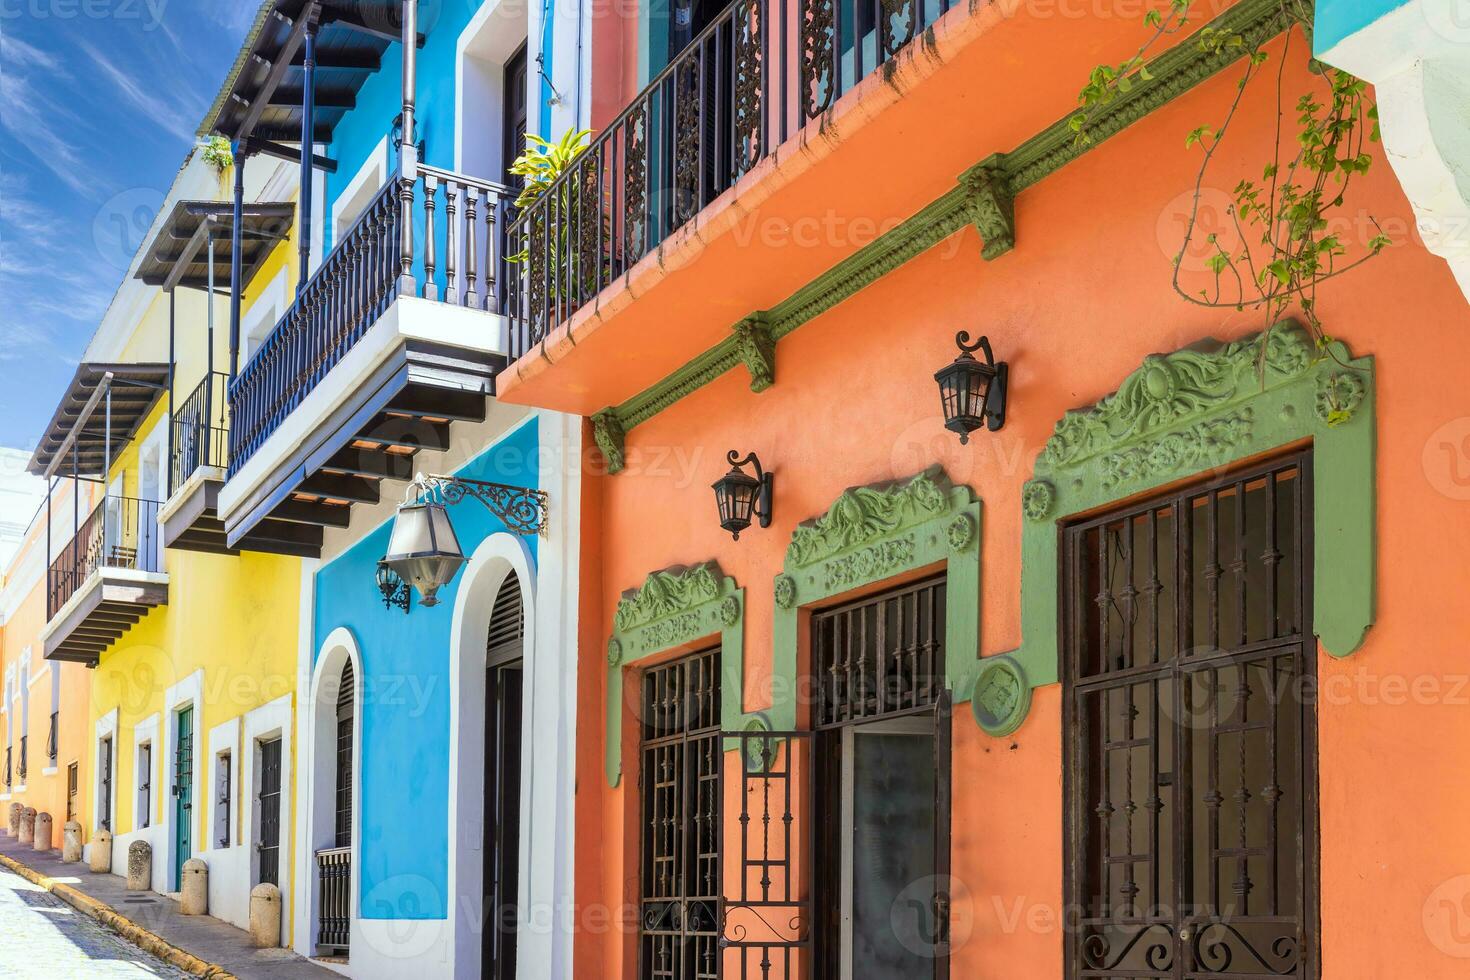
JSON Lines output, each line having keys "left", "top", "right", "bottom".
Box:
{"left": 0, "top": 834, "right": 339, "bottom": 980}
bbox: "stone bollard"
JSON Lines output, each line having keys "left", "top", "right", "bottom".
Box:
{"left": 7, "top": 802, "right": 19, "bottom": 836}
{"left": 126, "top": 840, "right": 152, "bottom": 891}
{"left": 249, "top": 883, "right": 282, "bottom": 947}
{"left": 62, "top": 821, "right": 83, "bottom": 863}
{"left": 180, "top": 858, "right": 208, "bottom": 915}
{"left": 17, "top": 807, "right": 35, "bottom": 845}
{"left": 89, "top": 829, "right": 112, "bottom": 873}
{"left": 33, "top": 813, "right": 52, "bottom": 851}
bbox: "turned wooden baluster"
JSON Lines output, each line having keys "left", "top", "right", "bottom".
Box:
{"left": 464, "top": 187, "right": 480, "bottom": 311}
{"left": 485, "top": 191, "right": 498, "bottom": 314}
{"left": 422, "top": 172, "right": 439, "bottom": 301}
{"left": 444, "top": 180, "right": 459, "bottom": 305}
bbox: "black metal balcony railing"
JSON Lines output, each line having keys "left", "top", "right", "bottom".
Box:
{"left": 46, "top": 711, "right": 58, "bottom": 766}
{"left": 228, "top": 166, "right": 510, "bottom": 478}
{"left": 46, "top": 495, "right": 163, "bottom": 619}
{"left": 505, "top": 0, "right": 956, "bottom": 355}
{"left": 171, "top": 371, "right": 230, "bottom": 494}
{"left": 17, "top": 736, "right": 26, "bottom": 782}
{"left": 316, "top": 846, "right": 352, "bottom": 952}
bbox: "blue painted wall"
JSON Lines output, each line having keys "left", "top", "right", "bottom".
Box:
{"left": 312, "top": 417, "right": 540, "bottom": 920}
{"left": 1314, "top": 0, "right": 1408, "bottom": 55}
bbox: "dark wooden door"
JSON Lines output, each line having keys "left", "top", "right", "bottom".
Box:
{"left": 484, "top": 573, "right": 525, "bottom": 979}
{"left": 1063, "top": 452, "right": 1318, "bottom": 980}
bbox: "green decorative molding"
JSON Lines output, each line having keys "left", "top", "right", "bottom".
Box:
{"left": 995, "top": 320, "right": 1375, "bottom": 735}
{"left": 768, "top": 467, "right": 992, "bottom": 731}
{"left": 733, "top": 314, "right": 776, "bottom": 392}
{"left": 594, "top": 0, "right": 1291, "bottom": 452}
{"left": 605, "top": 563, "right": 746, "bottom": 786}
{"left": 591, "top": 409, "right": 626, "bottom": 474}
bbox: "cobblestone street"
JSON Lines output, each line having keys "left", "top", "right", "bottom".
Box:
{"left": 0, "top": 867, "right": 192, "bottom": 980}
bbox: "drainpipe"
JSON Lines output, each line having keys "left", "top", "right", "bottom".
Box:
{"left": 397, "top": 0, "right": 420, "bottom": 296}
{"left": 229, "top": 143, "right": 247, "bottom": 380}
{"left": 168, "top": 288, "right": 176, "bottom": 497}
{"left": 298, "top": 7, "right": 321, "bottom": 292}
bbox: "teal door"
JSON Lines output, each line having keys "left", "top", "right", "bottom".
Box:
{"left": 173, "top": 706, "right": 193, "bottom": 890}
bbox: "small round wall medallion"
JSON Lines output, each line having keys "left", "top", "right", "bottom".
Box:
{"left": 946, "top": 514, "right": 976, "bottom": 552}
{"left": 607, "top": 638, "right": 623, "bottom": 666}
{"left": 774, "top": 574, "right": 797, "bottom": 610}
{"left": 970, "top": 656, "right": 1031, "bottom": 737}
{"left": 720, "top": 595, "right": 741, "bottom": 627}
{"left": 1022, "top": 480, "right": 1055, "bottom": 522}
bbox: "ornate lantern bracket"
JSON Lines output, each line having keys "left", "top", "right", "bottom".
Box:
{"left": 406, "top": 473, "right": 551, "bottom": 537}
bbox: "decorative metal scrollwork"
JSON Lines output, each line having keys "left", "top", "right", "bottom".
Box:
{"left": 623, "top": 100, "right": 649, "bottom": 259}
{"left": 733, "top": 0, "right": 765, "bottom": 175}
{"left": 410, "top": 474, "right": 550, "bottom": 537}
{"left": 800, "top": 0, "right": 836, "bottom": 119}
{"left": 879, "top": 0, "right": 917, "bottom": 56}
{"left": 673, "top": 58, "right": 702, "bottom": 228}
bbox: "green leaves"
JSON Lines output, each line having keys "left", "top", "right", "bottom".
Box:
{"left": 508, "top": 128, "right": 592, "bottom": 210}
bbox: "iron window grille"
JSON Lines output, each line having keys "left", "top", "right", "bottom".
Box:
{"left": 639, "top": 648, "right": 722, "bottom": 980}
{"left": 66, "top": 762, "right": 78, "bottom": 824}
{"left": 1062, "top": 451, "right": 1319, "bottom": 980}
{"left": 47, "top": 711, "right": 58, "bottom": 765}
{"left": 812, "top": 575, "right": 947, "bottom": 728}
{"left": 217, "top": 751, "right": 233, "bottom": 847}
{"left": 99, "top": 737, "right": 113, "bottom": 831}
{"left": 138, "top": 743, "right": 151, "bottom": 828}
{"left": 17, "top": 735, "right": 26, "bottom": 782}
{"left": 257, "top": 737, "right": 283, "bottom": 886}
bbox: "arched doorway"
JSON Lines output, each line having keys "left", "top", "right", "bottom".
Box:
{"left": 483, "top": 573, "right": 525, "bottom": 979}
{"left": 306, "top": 629, "right": 361, "bottom": 962}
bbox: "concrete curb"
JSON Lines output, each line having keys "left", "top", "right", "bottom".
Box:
{"left": 0, "top": 851, "right": 238, "bottom": 980}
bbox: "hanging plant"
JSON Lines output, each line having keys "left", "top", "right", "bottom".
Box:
{"left": 1070, "top": 0, "right": 1387, "bottom": 419}
{"left": 199, "top": 136, "right": 233, "bottom": 176}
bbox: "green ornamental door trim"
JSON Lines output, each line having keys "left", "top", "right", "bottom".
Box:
{"left": 770, "top": 467, "right": 988, "bottom": 730}
{"left": 604, "top": 562, "right": 746, "bottom": 787}
{"left": 991, "top": 320, "right": 1375, "bottom": 737}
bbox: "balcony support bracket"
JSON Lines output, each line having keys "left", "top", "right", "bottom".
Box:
{"left": 960, "top": 155, "right": 1015, "bottom": 261}
{"left": 591, "top": 410, "right": 627, "bottom": 476}
{"left": 733, "top": 314, "right": 776, "bottom": 393}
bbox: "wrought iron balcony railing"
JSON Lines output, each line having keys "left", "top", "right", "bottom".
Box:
{"left": 227, "top": 165, "right": 511, "bottom": 478}
{"left": 505, "top": 0, "right": 958, "bottom": 356}
{"left": 171, "top": 371, "right": 230, "bottom": 494}
{"left": 316, "top": 846, "right": 352, "bottom": 953}
{"left": 47, "top": 495, "right": 163, "bottom": 619}
{"left": 46, "top": 711, "right": 58, "bottom": 766}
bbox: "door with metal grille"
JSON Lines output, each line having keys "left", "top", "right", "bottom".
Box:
{"left": 1063, "top": 452, "right": 1318, "bottom": 980}
{"left": 640, "top": 648, "right": 722, "bottom": 980}
{"left": 173, "top": 706, "right": 194, "bottom": 890}
{"left": 257, "top": 737, "right": 283, "bottom": 886}
{"left": 812, "top": 576, "right": 951, "bottom": 980}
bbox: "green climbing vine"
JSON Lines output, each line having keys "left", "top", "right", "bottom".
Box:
{"left": 1071, "top": 0, "right": 1385, "bottom": 415}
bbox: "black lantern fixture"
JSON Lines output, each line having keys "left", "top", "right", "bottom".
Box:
{"left": 935, "top": 331, "right": 1008, "bottom": 443}
{"left": 712, "top": 451, "right": 773, "bottom": 541}
{"left": 382, "top": 500, "right": 466, "bottom": 607}
{"left": 375, "top": 560, "right": 412, "bottom": 613}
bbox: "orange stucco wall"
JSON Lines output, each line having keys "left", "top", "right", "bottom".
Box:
{"left": 1, "top": 480, "right": 96, "bottom": 849}
{"left": 569, "top": 16, "right": 1470, "bottom": 980}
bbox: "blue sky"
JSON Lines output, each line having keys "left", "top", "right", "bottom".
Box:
{"left": 0, "top": 1, "right": 257, "bottom": 452}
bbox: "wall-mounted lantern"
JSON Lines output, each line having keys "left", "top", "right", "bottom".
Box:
{"left": 712, "top": 451, "right": 773, "bottom": 541}
{"left": 380, "top": 473, "right": 550, "bottom": 608}
{"left": 375, "top": 560, "right": 412, "bottom": 614}
{"left": 935, "top": 332, "right": 1008, "bottom": 443}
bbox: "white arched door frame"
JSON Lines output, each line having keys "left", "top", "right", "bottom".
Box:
{"left": 446, "top": 532, "right": 536, "bottom": 979}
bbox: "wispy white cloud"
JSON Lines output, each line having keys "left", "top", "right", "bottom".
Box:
{"left": 76, "top": 40, "right": 197, "bottom": 143}
{"left": 0, "top": 36, "right": 90, "bottom": 195}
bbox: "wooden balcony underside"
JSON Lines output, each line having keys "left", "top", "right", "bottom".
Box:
{"left": 44, "top": 575, "right": 168, "bottom": 665}
{"left": 220, "top": 341, "right": 497, "bottom": 556}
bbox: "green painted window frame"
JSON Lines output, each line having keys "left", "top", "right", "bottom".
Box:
{"left": 604, "top": 563, "right": 745, "bottom": 787}
{"left": 767, "top": 467, "right": 987, "bottom": 730}
{"left": 986, "top": 320, "right": 1375, "bottom": 737}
